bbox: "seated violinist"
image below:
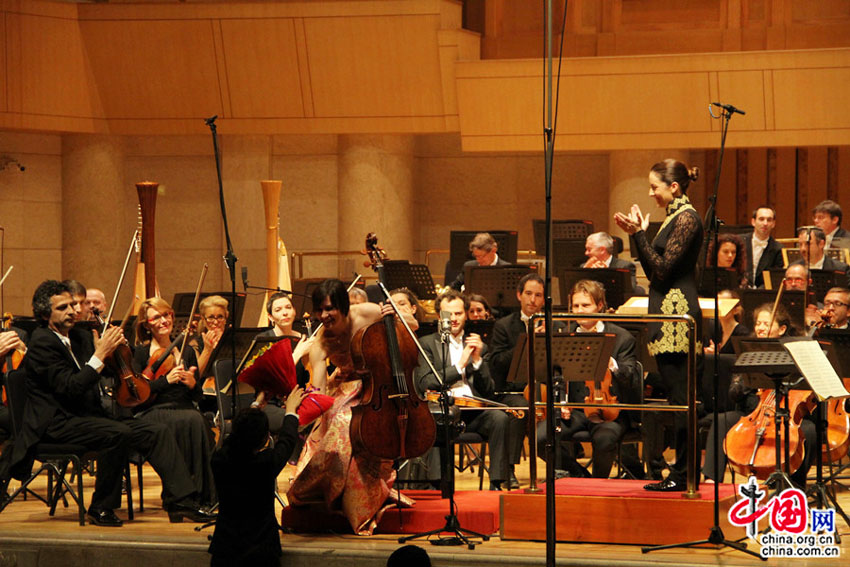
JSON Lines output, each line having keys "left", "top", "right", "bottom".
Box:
{"left": 0, "top": 280, "right": 212, "bottom": 525}
{"left": 702, "top": 303, "right": 815, "bottom": 486}
{"left": 133, "top": 297, "right": 217, "bottom": 509}
{"left": 414, "top": 289, "right": 520, "bottom": 491}
{"left": 536, "top": 280, "right": 642, "bottom": 479}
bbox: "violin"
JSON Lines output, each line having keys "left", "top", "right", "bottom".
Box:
{"left": 426, "top": 390, "right": 524, "bottom": 419}
{"left": 2, "top": 312, "right": 26, "bottom": 405}
{"left": 93, "top": 308, "right": 154, "bottom": 408}
{"left": 724, "top": 388, "right": 816, "bottom": 480}
{"left": 584, "top": 368, "right": 620, "bottom": 423}
{"left": 350, "top": 233, "right": 436, "bottom": 460}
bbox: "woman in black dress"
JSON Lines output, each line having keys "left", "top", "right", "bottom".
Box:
{"left": 615, "top": 158, "right": 704, "bottom": 491}
{"left": 134, "top": 297, "right": 216, "bottom": 507}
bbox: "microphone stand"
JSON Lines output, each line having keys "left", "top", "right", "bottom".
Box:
{"left": 644, "top": 106, "right": 760, "bottom": 559}
{"left": 204, "top": 115, "right": 241, "bottom": 434}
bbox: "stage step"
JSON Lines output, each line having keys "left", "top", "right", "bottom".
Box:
{"left": 501, "top": 478, "right": 746, "bottom": 545}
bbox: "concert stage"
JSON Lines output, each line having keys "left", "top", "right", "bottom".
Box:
{"left": 0, "top": 462, "right": 847, "bottom": 567}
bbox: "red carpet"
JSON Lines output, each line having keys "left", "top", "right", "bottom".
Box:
{"left": 281, "top": 489, "right": 501, "bottom": 535}
{"left": 531, "top": 477, "right": 738, "bottom": 499}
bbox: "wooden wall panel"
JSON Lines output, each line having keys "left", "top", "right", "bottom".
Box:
{"left": 219, "top": 18, "right": 305, "bottom": 119}
{"left": 717, "top": 70, "right": 767, "bottom": 130}
{"left": 773, "top": 67, "right": 850, "bottom": 131}
{"left": 746, "top": 147, "right": 768, "bottom": 217}
{"left": 773, "top": 147, "right": 797, "bottom": 234}
{"left": 304, "top": 15, "right": 445, "bottom": 118}
{"left": 12, "top": 13, "right": 101, "bottom": 119}
{"left": 78, "top": 19, "right": 223, "bottom": 119}
{"left": 806, "top": 146, "right": 829, "bottom": 208}
{"left": 0, "top": 12, "right": 6, "bottom": 113}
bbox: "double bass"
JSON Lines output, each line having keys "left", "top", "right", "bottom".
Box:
{"left": 349, "top": 233, "right": 436, "bottom": 460}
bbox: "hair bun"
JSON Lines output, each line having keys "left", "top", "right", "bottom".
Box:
{"left": 688, "top": 167, "right": 700, "bottom": 182}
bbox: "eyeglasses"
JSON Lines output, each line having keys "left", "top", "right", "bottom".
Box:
{"left": 823, "top": 300, "right": 848, "bottom": 309}
{"left": 204, "top": 314, "right": 226, "bottom": 322}
{"left": 147, "top": 312, "right": 173, "bottom": 324}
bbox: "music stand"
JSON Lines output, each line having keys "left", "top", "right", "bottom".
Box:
{"left": 698, "top": 268, "right": 740, "bottom": 297}
{"left": 532, "top": 219, "right": 593, "bottom": 254}
{"left": 207, "top": 327, "right": 268, "bottom": 387}
{"left": 550, "top": 239, "right": 586, "bottom": 271}
{"left": 449, "top": 230, "right": 519, "bottom": 267}
{"left": 732, "top": 349, "right": 801, "bottom": 494}
{"left": 810, "top": 270, "right": 845, "bottom": 303}
{"left": 527, "top": 332, "right": 616, "bottom": 475}
{"left": 464, "top": 265, "right": 534, "bottom": 310}
{"left": 557, "top": 267, "right": 633, "bottom": 310}
{"left": 381, "top": 260, "right": 437, "bottom": 301}
{"left": 815, "top": 329, "right": 850, "bottom": 377}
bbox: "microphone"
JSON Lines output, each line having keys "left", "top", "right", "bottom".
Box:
{"left": 711, "top": 102, "right": 746, "bottom": 115}
{"left": 439, "top": 310, "right": 452, "bottom": 342}
{"left": 241, "top": 267, "right": 249, "bottom": 291}
{"left": 205, "top": 115, "right": 218, "bottom": 126}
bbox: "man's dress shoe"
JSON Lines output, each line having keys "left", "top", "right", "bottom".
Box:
{"left": 643, "top": 477, "right": 686, "bottom": 492}
{"left": 508, "top": 472, "right": 520, "bottom": 490}
{"left": 167, "top": 500, "right": 217, "bottom": 523}
{"left": 87, "top": 508, "right": 124, "bottom": 527}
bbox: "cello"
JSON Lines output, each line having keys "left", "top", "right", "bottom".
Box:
{"left": 350, "top": 233, "right": 436, "bottom": 460}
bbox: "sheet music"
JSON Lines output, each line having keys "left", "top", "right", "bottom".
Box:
{"left": 783, "top": 340, "right": 850, "bottom": 401}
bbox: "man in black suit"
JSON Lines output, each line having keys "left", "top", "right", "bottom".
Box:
{"left": 449, "top": 232, "right": 511, "bottom": 291}
{"left": 743, "top": 205, "right": 784, "bottom": 288}
{"left": 813, "top": 199, "right": 850, "bottom": 249}
{"left": 0, "top": 280, "right": 211, "bottom": 526}
{"left": 414, "top": 289, "right": 524, "bottom": 490}
{"left": 583, "top": 231, "right": 639, "bottom": 292}
{"left": 791, "top": 226, "right": 850, "bottom": 284}
{"left": 536, "top": 280, "right": 642, "bottom": 479}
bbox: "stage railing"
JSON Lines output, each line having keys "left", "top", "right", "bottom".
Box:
{"left": 526, "top": 312, "right": 699, "bottom": 497}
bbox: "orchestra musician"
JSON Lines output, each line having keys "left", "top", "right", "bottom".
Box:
{"left": 583, "top": 231, "right": 639, "bottom": 292}
{"left": 348, "top": 286, "right": 369, "bottom": 305}
{"left": 702, "top": 304, "right": 815, "bottom": 487}
{"left": 744, "top": 206, "right": 784, "bottom": 288}
{"left": 193, "top": 295, "right": 227, "bottom": 377}
{"left": 0, "top": 280, "right": 211, "bottom": 525}
{"left": 287, "top": 279, "right": 416, "bottom": 536}
{"left": 466, "top": 293, "right": 493, "bottom": 321}
{"left": 791, "top": 226, "right": 850, "bottom": 281}
{"left": 253, "top": 292, "right": 314, "bottom": 434}
{"left": 536, "top": 280, "right": 643, "bottom": 479}
{"left": 414, "top": 289, "right": 516, "bottom": 491}
{"left": 821, "top": 287, "right": 850, "bottom": 329}
{"left": 449, "top": 233, "right": 510, "bottom": 291}
{"left": 133, "top": 297, "right": 217, "bottom": 509}
{"left": 615, "top": 158, "right": 704, "bottom": 492}
{"left": 485, "top": 273, "right": 546, "bottom": 489}
{"left": 705, "top": 233, "right": 748, "bottom": 290}
{"left": 85, "top": 288, "right": 108, "bottom": 318}
{"left": 63, "top": 279, "right": 91, "bottom": 322}
{"left": 812, "top": 199, "right": 849, "bottom": 249}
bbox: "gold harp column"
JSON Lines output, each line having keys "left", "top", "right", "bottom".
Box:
{"left": 338, "top": 135, "right": 415, "bottom": 270}
{"left": 259, "top": 179, "right": 282, "bottom": 326}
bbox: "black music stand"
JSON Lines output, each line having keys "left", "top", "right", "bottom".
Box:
{"left": 449, "top": 230, "right": 519, "bottom": 266}
{"left": 527, "top": 332, "right": 616, "bottom": 480}
{"left": 557, "top": 267, "right": 633, "bottom": 310}
{"left": 381, "top": 260, "right": 437, "bottom": 301}
{"left": 809, "top": 270, "right": 846, "bottom": 303}
{"left": 464, "top": 265, "right": 534, "bottom": 311}
{"left": 532, "top": 219, "right": 593, "bottom": 254}
{"left": 732, "top": 349, "right": 803, "bottom": 495}
{"left": 698, "top": 268, "right": 740, "bottom": 297}
{"left": 550, "top": 239, "right": 586, "bottom": 271}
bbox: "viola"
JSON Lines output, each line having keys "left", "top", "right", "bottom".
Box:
{"left": 2, "top": 312, "right": 26, "bottom": 405}
{"left": 523, "top": 381, "right": 548, "bottom": 422}
{"left": 426, "top": 390, "right": 524, "bottom": 419}
{"left": 350, "top": 233, "right": 436, "bottom": 460}
{"left": 724, "top": 388, "right": 815, "bottom": 480}
{"left": 585, "top": 369, "right": 620, "bottom": 424}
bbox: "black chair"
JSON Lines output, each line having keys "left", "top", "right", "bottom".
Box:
{"left": 454, "top": 431, "right": 488, "bottom": 491}
{"left": 0, "top": 369, "right": 92, "bottom": 525}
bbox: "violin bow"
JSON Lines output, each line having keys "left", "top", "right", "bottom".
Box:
{"left": 178, "top": 263, "right": 209, "bottom": 363}
{"left": 103, "top": 230, "right": 141, "bottom": 334}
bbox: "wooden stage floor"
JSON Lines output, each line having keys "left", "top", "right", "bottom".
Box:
{"left": 0, "top": 456, "right": 848, "bottom": 567}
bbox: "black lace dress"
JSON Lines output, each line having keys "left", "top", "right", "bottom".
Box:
{"left": 633, "top": 194, "right": 704, "bottom": 484}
